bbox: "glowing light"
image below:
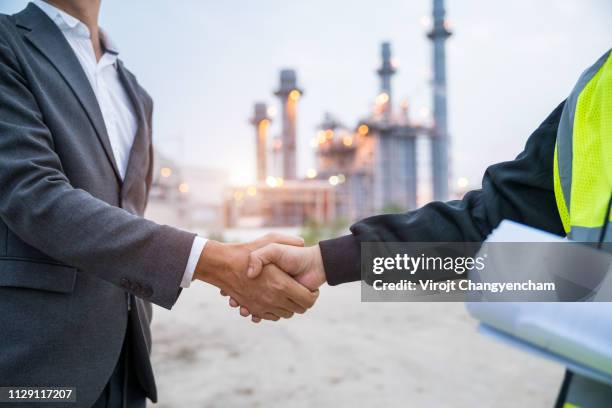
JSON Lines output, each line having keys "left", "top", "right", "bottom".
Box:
{"left": 266, "top": 176, "right": 278, "bottom": 188}
{"left": 337, "top": 174, "right": 346, "bottom": 184}
{"left": 234, "top": 190, "right": 244, "bottom": 201}
{"left": 342, "top": 136, "right": 353, "bottom": 147}
{"left": 276, "top": 177, "right": 284, "bottom": 187}
{"left": 376, "top": 92, "right": 390, "bottom": 105}
{"left": 289, "top": 89, "right": 301, "bottom": 101}
{"left": 310, "top": 138, "right": 319, "bottom": 148}
{"left": 272, "top": 138, "right": 282, "bottom": 150}
{"left": 160, "top": 167, "right": 172, "bottom": 178}
{"left": 246, "top": 186, "right": 257, "bottom": 196}
{"left": 258, "top": 119, "right": 270, "bottom": 137}
{"left": 391, "top": 58, "right": 400, "bottom": 69}
{"left": 306, "top": 168, "right": 318, "bottom": 179}
{"left": 178, "top": 182, "right": 190, "bottom": 193}
{"left": 420, "top": 15, "right": 432, "bottom": 28}
{"left": 316, "top": 130, "right": 327, "bottom": 144}
{"left": 267, "top": 106, "right": 277, "bottom": 117}
{"left": 325, "top": 129, "right": 334, "bottom": 140}
{"left": 357, "top": 124, "right": 369, "bottom": 135}
{"left": 419, "top": 106, "right": 430, "bottom": 117}
{"left": 328, "top": 175, "right": 339, "bottom": 186}
{"left": 457, "top": 177, "right": 469, "bottom": 189}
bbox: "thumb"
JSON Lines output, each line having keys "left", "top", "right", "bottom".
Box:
{"left": 247, "top": 243, "right": 283, "bottom": 279}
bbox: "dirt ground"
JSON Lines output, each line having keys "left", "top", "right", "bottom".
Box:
{"left": 150, "top": 282, "right": 563, "bottom": 408}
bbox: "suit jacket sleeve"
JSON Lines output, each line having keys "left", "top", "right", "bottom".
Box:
{"left": 319, "top": 102, "right": 567, "bottom": 285}
{"left": 0, "top": 34, "right": 194, "bottom": 309}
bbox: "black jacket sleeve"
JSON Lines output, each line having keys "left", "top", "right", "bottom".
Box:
{"left": 319, "top": 101, "right": 567, "bottom": 285}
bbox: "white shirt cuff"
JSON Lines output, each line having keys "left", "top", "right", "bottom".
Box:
{"left": 181, "top": 236, "right": 208, "bottom": 288}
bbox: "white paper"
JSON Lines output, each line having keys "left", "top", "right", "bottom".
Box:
{"left": 466, "top": 220, "right": 612, "bottom": 381}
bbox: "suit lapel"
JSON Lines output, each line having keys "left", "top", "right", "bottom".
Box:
{"left": 117, "top": 61, "right": 149, "bottom": 198}
{"left": 15, "top": 4, "right": 122, "bottom": 181}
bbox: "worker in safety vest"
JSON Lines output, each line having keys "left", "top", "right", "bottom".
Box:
{"left": 236, "top": 49, "right": 612, "bottom": 406}
{"left": 550, "top": 49, "right": 612, "bottom": 407}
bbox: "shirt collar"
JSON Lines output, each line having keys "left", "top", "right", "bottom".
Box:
{"left": 100, "top": 29, "right": 119, "bottom": 55}
{"left": 32, "top": 1, "right": 120, "bottom": 55}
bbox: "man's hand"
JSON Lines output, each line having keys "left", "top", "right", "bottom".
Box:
{"left": 226, "top": 244, "right": 327, "bottom": 322}
{"left": 194, "top": 234, "right": 318, "bottom": 321}
{"left": 248, "top": 244, "right": 326, "bottom": 290}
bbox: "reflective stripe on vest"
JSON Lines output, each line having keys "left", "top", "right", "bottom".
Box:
{"left": 554, "top": 49, "right": 612, "bottom": 242}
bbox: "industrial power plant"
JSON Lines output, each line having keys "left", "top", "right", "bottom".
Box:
{"left": 224, "top": 0, "right": 452, "bottom": 228}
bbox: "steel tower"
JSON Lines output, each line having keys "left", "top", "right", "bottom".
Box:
{"left": 274, "top": 69, "right": 302, "bottom": 180}
{"left": 250, "top": 103, "right": 271, "bottom": 182}
{"left": 377, "top": 42, "right": 396, "bottom": 122}
{"left": 427, "top": 0, "right": 452, "bottom": 201}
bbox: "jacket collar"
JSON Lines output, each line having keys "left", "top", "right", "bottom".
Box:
{"left": 32, "top": 0, "right": 84, "bottom": 33}
{"left": 31, "top": 1, "right": 119, "bottom": 55}
{"left": 117, "top": 60, "right": 149, "bottom": 200}
{"left": 14, "top": 3, "right": 123, "bottom": 182}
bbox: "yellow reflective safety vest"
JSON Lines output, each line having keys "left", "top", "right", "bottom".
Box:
{"left": 552, "top": 49, "right": 612, "bottom": 408}
{"left": 554, "top": 49, "right": 612, "bottom": 243}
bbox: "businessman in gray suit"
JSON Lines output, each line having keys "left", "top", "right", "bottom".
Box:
{"left": 0, "top": 1, "right": 318, "bottom": 407}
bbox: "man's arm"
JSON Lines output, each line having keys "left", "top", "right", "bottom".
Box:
{"left": 0, "top": 36, "right": 194, "bottom": 309}
{"left": 319, "top": 101, "right": 568, "bottom": 285}
{"left": 242, "top": 101, "right": 568, "bottom": 295}
{"left": 0, "top": 34, "right": 318, "bottom": 319}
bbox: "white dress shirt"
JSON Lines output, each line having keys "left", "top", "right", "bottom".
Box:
{"left": 34, "top": 1, "right": 205, "bottom": 288}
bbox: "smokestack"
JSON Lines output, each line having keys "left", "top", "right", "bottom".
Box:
{"left": 377, "top": 42, "right": 396, "bottom": 121}
{"left": 250, "top": 103, "right": 271, "bottom": 182}
{"left": 274, "top": 69, "right": 302, "bottom": 180}
{"left": 427, "top": 0, "right": 452, "bottom": 201}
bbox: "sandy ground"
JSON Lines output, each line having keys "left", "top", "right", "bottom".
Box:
{"left": 150, "top": 282, "right": 564, "bottom": 408}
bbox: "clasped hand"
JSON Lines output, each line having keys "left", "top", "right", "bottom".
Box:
{"left": 193, "top": 233, "right": 326, "bottom": 323}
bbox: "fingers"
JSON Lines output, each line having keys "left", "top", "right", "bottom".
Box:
{"left": 245, "top": 310, "right": 279, "bottom": 322}
{"left": 227, "top": 294, "right": 290, "bottom": 319}
{"left": 272, "top": 295, "right": 307, "bottom": 315}
{"left": 247, "top": 243, "right": 284, "bottom": 279}
{"left": 240, "top": 306, "right": 293, "bottom": 323}
{"left": 246, "top": 233, "right": 304, "bottom": 279}
{"left": 283, "top": 277, "right": 319, "bottom": 311}
{"left": 271, "top": 308, "right": 294, "bottom": 319}
{"left": 286, "top": 299, "right": 307, "bottom": 314}
{"left": 262, "top": 313, "right": 280, "bottom": 321}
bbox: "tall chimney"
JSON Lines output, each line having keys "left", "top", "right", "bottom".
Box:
{"left": 250, "top": 103, "right": 271, "bottom": 182}
{"left": 377, "top": 42, "right": 396, "bottom": 121}
{"left": 274, "top": 69, "right": 302, "bottom": 180}
{"left": 427, "top": 0, "right": 452, "bottom": 201}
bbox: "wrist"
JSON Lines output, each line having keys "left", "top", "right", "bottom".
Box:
{"left": 308, "top": 244, "right": 327, "bottom": 287}
{"left": 194, "top": 240, "right": 230, "bottom": 286}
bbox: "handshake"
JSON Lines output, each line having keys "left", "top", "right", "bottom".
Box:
{"left": 193, "top": 234, "right": 327, "bottom": 323}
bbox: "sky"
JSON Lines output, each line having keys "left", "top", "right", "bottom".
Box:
{"left": 2, "top": 0, "right": 611, "bottom": 189}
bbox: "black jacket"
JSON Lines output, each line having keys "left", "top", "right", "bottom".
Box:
{"left": 320, "top": 102, "right": 567, "bottom": 285}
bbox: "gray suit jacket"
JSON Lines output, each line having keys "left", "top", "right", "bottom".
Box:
{"left": 0, "top": 4, "right": 195, "bottom": 407}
